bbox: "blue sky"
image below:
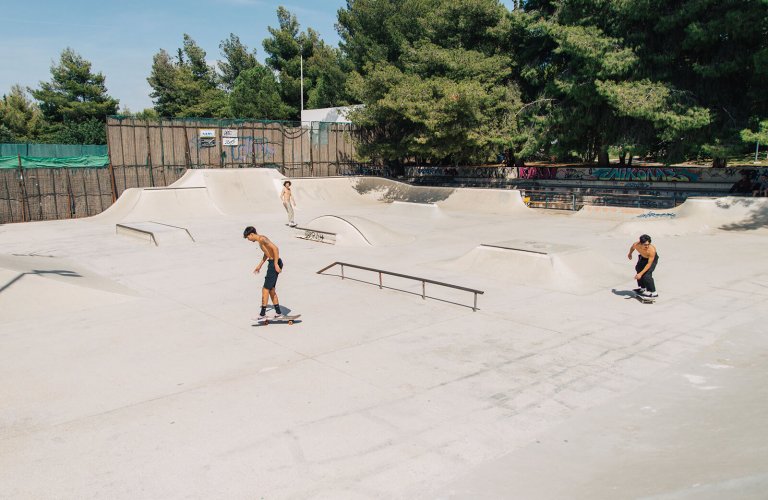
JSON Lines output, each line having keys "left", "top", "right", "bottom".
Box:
{"left": 1, "top": 0, "right": 515, "bottom": 112}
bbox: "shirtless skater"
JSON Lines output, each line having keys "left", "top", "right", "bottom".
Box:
{"left": 628, "top": 234, "right": 659, "bottom": 299}
{"left": 244, "top": 226, "right": 286, "bottom": 319}
{"left": 281, "top": 180, "right": 297, "bottom": 227}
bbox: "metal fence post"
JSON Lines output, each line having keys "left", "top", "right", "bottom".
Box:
{"left": 17, "top": 154, "right": 28, "bottom": 222}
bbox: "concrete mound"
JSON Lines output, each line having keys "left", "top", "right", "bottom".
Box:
{"left": 616, "top": 197, "right": 768, "bottom": 236}
{"left": 304, "top": 215, "right": 414, "bottom": 246}
{"left": 434, "top": 240, "right": 625, "bottom": 294}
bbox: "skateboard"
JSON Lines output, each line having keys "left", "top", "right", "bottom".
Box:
{"left": 254, "top": 314, "right": 301, "bottom": 326}
{"left": 632, "top": 292, "right": 656, "bottom": 304}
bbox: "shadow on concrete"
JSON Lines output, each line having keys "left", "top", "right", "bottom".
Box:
{"left": 0, "top": 269, "right": 82, "bottom": 294}
{"left": 718, "top": 198, "right": 768, "bottom": 231}
{"left": 352, "top": 178, "right": 456, "bottom": 203}
{"left": 611, "top": 288, "right": 637, "bottom": 298}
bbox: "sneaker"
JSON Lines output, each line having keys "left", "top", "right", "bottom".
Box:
{"left": 633, "top": 287, "right": 646, "bottom": 294}
{"left": 289, "top": 223, "right": 297, "bottom": 227}
{"left": 642, "top": 291, "right": 658, "bottom": 298}
{"left": 253, "top": 314, "right": 267, "bottom": 321}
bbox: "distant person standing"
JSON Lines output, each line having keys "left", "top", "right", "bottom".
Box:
{"left": 281, "top": 180, "right": 297, "bottom": 227}
{"left": 244, "top": 226, "right": 285, "bottom": 320}
{"left": 628, "top": 234, "right": 659, "bottom": 299}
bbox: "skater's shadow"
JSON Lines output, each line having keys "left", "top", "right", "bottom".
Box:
{"left": 611, "top": 288, "right": 636, "bottom": 298}
{"left": 267, "top": 305, "right": 295, "bottom": 315}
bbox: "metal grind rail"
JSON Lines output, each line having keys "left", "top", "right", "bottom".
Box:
{"left": 317, "top": 262, "right": 484, "bottom": 311}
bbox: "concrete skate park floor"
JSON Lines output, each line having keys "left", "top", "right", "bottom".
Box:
{"left": 1, "top": 170, "right": 767, "bottom": 499}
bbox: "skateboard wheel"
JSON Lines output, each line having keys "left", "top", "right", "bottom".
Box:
{"left": 288, "top": 320, "right": 294, "bottom": 325}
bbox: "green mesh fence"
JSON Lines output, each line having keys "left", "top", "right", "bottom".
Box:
{"left": 0, "top": 155, "right": 109, "bottom": 169}
{"left": 0, "top": 143, "right": 107, "bottom": 156}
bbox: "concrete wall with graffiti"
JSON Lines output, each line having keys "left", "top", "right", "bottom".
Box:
{"left": 406, "top": 165, "right": 767, "bottom": 187}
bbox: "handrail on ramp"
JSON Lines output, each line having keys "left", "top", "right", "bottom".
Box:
{"left": 317, "top": 261, "right": 484, "bottom": 311}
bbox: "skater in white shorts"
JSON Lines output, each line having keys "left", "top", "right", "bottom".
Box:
{"left": 281, "top": 180, "right": 297, "bottom": 227}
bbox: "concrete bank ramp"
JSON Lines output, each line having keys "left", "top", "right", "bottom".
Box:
{"left": 434, "top": 240, "right": 625, "bottom": 294}
{"left": 172, "top": 168, "right": 285, "bottom": 214}
{"left": 303, "top": 215, "right": 414, "bottom": 246}
{"left": 89, "top": 169, "right": 532, "bottom": 225}
{"left": 616, "top": 197, "right": 768, "bottom": 236}
{"left": 436, "top": 187, "right": 529, "bottom": 214}
{"left": 384, "top": 200, "right": 444, "bottom": 218}
{"left": 574, "top": 205, "right": 649, "bottom": 220}
{"left": 90, "top": 187, "right": 222, "bottom": 224}
{"left": 0, "top": 254, "right": 137, "bottom": 322}
{"left": 292, "top": 176, "right": 530, "bottom": 215}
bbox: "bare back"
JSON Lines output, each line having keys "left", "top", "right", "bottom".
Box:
{"left": 258, "top": 235, "right": 279, "bottom": 260}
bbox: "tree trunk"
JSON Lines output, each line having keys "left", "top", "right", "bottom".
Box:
{"left": 712, "top": 157, "right": 728, "bottom": 168}
{"left": 619, "top": 152, "right": 626, "bottom": 165}
{"left": 597, "top": 149, "right": 610, "bottom": 167}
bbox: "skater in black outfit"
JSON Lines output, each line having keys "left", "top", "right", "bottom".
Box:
{"left": 628, "top": 234, "right": 659, "bottom": 299}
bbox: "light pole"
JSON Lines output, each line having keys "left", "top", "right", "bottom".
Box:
{"left": 300, "top": 55, "right": 304, "bottom": 116}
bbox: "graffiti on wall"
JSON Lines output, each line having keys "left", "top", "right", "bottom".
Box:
{"left": 405, "top": 164, "right": 767, "bottom": 185}
{"left": 406, "top": 166, "right": 514, "bottom": 178}
{"left": 189, "top": 135, "right": 277, "bottom": 162}
{"left": 591, "top": 167, "right": 699, "bottom": 182}
{"left": 517, "top": 167, "right": 559, "bottom": 180}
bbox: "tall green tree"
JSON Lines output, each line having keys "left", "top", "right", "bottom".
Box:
{"left": 147, "top": 35, "right": 229, "bottom": 118}
{"left": 230, "top": 65, "right": 293, "bottom": 119}
{"left": 509, "top": 2, "right": 712, "bottom": 165}
{"left": 29, "top": 48, "right": 118, "bottom": 144}
{"left": 218, "top": 33, "right": 259, "bottom": 91}
{"left": 0, "top": 85, "right": 45, "bottom": 142}
{"left": 613, "top": 0, "right": 768, "bottom": 165}
{"left": 337, "top": 0, "right": 433, "bottom": 72}
{"left": 263, "top": 7, "right": 350, "bottom": 119}
{"left": 340, "top": 0, "right": 520, "bottom": 165}
{"left": 513, "top": 0, "right": 767, "bottom": 165}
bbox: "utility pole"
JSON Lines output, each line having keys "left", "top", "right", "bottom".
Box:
{"left": 300, "top": 55, "right": 304, "bottom": 117}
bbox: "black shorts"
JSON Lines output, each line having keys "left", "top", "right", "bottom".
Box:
{"left": 263, "top": 258, "right": 283, "bottom": 290}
